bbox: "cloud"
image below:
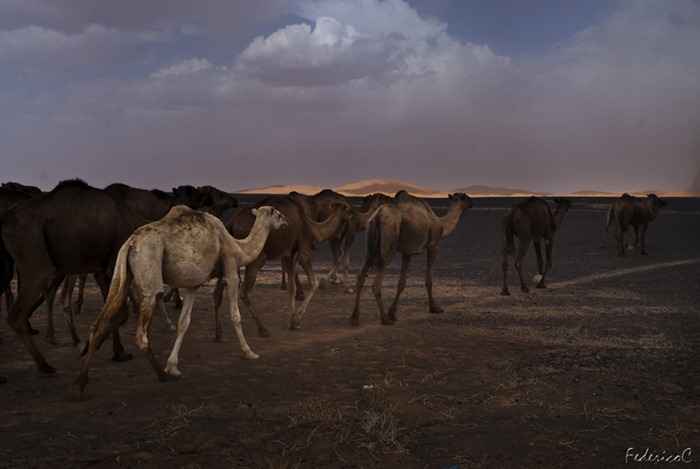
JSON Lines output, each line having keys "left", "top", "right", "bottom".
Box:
{"left": 1, "top": 0, "right": 698, "bottom": 194}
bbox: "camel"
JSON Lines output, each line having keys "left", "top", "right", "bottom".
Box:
{"left": 300, "top": 190, "right": 391, "bottom": 293}
{"left": 500, "top": 196, "right": 572, "bottom": 296}
{"left": 600, "top": 193, "right": 667, "bottom": 255}
{"left": 0, "top": 179, "right": 177, "bottom": 373}
{"left": 0, "top": 186, "right": 38, "bottom": 314}
{"left": 280, "top": 190, "right": 390, "bottom": 297}
{"left": 37, "top": 183, "right": 179, "bottom": 346}
{"left": 75, "top": 205, "right": 287, "bottom": 399}
{"left": 214, "top": 195, "right": 353, "bottom": 340}
{"left": 349, "top": 191, "right": 473, "bottom": 326}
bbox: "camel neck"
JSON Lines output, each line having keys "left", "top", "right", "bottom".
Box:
{"left": 236, "top": 217, "right": 272, "bottom": 265}
{"left": 438, "top": 203, "right": 465, "bottom": 238}
{"left": 309, "top": 209, "right": 345, "bottom": 245}
{"left": 553, "top": 207, "right": 568, "bottom": 232}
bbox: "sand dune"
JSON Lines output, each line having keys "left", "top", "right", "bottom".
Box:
{"left": 236, "top": 179, "right": 697, "bottom": 198}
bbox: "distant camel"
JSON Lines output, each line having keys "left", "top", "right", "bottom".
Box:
{"left": 216, "top": 195, "right": 353, "bottom": 340}
{"left": 284, "top": 190, "right": 390, "bottom": 295}
{"left": 600, "top": 193, "right": 666, "bottom": 255}
{"left": 500, "top": 197, "right": 572, "bottom": 295}
{"left": 0, "top": 180, "right": 173, "bottom": 373}
{"left": 76, "top": 205, "right": 287, "bottom": 399}
{"left": 350, "top": 191, "right": 473, "bottom": 325}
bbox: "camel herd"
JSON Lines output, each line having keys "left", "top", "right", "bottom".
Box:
{"left": 0, "top": 180, "right": 667, "bottom": 396}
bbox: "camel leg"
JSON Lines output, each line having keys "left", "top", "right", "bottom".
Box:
{"left": 241, "top": 257, "right": 272, "bottom": 337}
{"left": 425, "top": 247, "right": 443, "bottom": 314}
{"left": 640, "top": 223, "right": 649, "bottom": 255}
{"left": 212, "top": 277, "right": 226, "bottom": 343}
{"left": 74, "top": 273, "right": 86, "bottom": 316}
{"left": 341, "top": 233, "right": 355, "bottom": 293}
{"left": 515, "top": 240, "right": 530, "bottom": 293}
{"left": 8, "top": 275, "right": 56, "bottom": 373}
{"left": 536, "top": 241, "right": 553, "bottom": 289}
{"left": 501, "top": 249, "right": 511, "bottom": 296}
{"left": 288, "top": 252, "right": 319, "bottom": 329}
{"left": 59, "top": 275, "right": 81, "bottom": 346}
{"left": 135, "top": 291, "right": 175, "bottom": 382}
{"left": 165, "top": 288, "right": 198, "bottom": 377}
{"left": 387, "top": 253, "right": 411, "bottom": 321}
{"left": 349, "top": 257, "right": 372, "bottom": 325}
{"left": 223, "top": 276, "right": 258, "bottom": 360}
{"left": 371, "top": 264, "right": 394, "bottom": 326}
{"left": 42, "top": 274, "right": 65, "bottom": 345}
{"left": 326, "top": 238, "right": 343, "bottom": 284}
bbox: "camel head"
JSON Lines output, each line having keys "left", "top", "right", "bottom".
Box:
{"left": 553, "top": 197, "right": 572, "bottom": 212}
{"left": 449, "top": 193, "right": 474, "bottom": 211}
{"left": 646, "top": 194, "right": 667, "bottom": 218}
{"left": 252, "top": 206, "right": 287, "bottom": 230}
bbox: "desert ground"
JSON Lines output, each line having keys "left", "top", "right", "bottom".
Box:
{"left": 1, "top": 196, "right": 698, "bottom": 468}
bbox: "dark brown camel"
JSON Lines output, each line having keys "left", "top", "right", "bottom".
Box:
{"left": 281, "top": 190, "right": 390, "bottom": 296}
{"left": 214, "top": 195, "right": 353, "bottom": 340}
{"left": 38, "top": 182, "right": 177, "bottom": 346}
{"left": 300, "top": 190, "right": 390, "bottom": 293}
{"left": 0, "top": 179, "right": 174, "bottom": 373}
{"left": 601, "top": 193, "right": 666, "bottom": 256}
{"left": 350, "top": 191, "right": 473, "bottom": 325}
{"left": 500, "top": 197, "right": 572, "bottom": 296}
{"left": 0, "top": 186, "right": 38, "bottom": 315}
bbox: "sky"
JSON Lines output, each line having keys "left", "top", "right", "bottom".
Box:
{"left": 1, "top": 0, "right": 698, "bottom": 194}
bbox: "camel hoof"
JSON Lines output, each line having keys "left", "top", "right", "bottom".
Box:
{"left": 112, "top": 351, "right": 134, "bottom": 362}
{"left": 501, "top": 290, "right": 511, "bottom": 296}
{"left": 160, "top": 373, "right": 180, "bottom": 382}
{"left": 521, "top": 286, "right": 530, "bottom": 293}
{"left": 243, "top": 351, "right": 260, "bottom": 360}
{"left": 381, "top": 318, "right": 396, "bottom": 326}
{"left": 257, "top": 329, "right": 271, "bottom": 338}
{"left": 348, "top": 316, "right": 360, "bottom": 326}
{"left": 214, "top": 336, "right": 228, "bottom": 344}
{"left": 344, "top": 287, "right": 355, "bottom": 294}
{"left": 387, "top": 313, "right": 397, "bottom": 322}
{"left": 288, "top": 322, "right": 302, "bottom": 330}
{"left": 429, "top": 307, "right": 444, "bottom": 314}
{"left": 295, "top": 293, "right": 306, "bottom": 301}
{"left": 536, "top": 284, "right": 547, "bottom": 289}
{"left": 38, "top": 363, "right": 57, "bottom": 374}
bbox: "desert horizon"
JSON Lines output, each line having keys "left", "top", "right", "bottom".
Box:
{"left": 236, "top": 178, "right": 699, "bottom": 198}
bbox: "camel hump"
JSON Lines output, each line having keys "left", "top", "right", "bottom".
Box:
{"left": 51, "top": 178, "right": 91, "bottom": 193}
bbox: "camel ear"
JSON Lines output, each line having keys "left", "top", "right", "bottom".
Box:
{"left": 251, "top": 208, "right": 259, "bottom": 217}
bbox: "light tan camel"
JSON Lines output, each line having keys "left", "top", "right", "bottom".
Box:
{"left": 76, "top": 205, "right": 287, "bottom": 399}
{"left": 600, "top": 193, "right": 666, "bottom": 255}
{"left": 215, "top": 195, "right": 353, "bottom": 340}
{"left": 349, "top": 191, "right": 473, "bottom": 325}
{"left": 500, "top": 197, "right": 572, "bottom": 295}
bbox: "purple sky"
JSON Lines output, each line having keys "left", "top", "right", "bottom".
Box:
{"left": 1, "top": 0, "right": 698, "bottom": 194}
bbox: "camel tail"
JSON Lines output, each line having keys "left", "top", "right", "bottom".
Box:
{"left": 501, "top": 212, "right": 515, "bottom": 256}
{"left": 365, "top": 215, "right": 382, "bottom": 269}
{"left": 87, "top": 238, "right": 133, "bottom": 350}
